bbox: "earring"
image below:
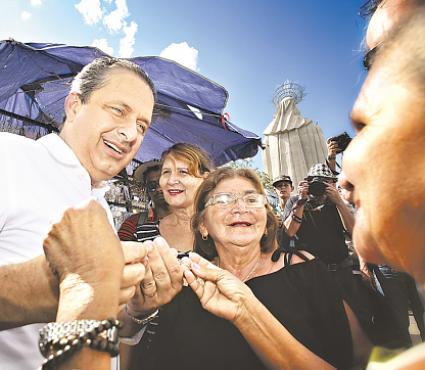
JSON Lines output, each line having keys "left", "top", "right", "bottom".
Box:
{"left": 201, "top": 234, "right": 208, "bottom": 241}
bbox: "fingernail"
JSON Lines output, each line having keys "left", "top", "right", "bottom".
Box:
{"left": 155, "top": 236, "right": 167, "bottom": 247}
{"left": 191, "top": 263, "right": 201, "bottom": 271}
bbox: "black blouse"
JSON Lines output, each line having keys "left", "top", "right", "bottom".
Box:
{"left": 134, "top": 258, "right": 354, "bottom": 370}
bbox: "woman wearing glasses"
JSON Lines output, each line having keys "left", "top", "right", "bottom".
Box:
{"left": 134, "top": 167, "right": 370, "bottom": 370}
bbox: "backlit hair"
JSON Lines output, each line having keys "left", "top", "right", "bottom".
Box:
{"left": 160, "top": 143, "right": 214, "bottom": 178}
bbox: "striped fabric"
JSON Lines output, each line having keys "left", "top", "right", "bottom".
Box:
{"left": 134, "top": 221, "right": 160, "bottom": 242}
{"left": 117, "top": 213, "right": 140, "bottom": 241}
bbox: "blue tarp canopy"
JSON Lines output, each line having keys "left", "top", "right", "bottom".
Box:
{"left": 0, "top": 39, "right": 261, "bottom": 170}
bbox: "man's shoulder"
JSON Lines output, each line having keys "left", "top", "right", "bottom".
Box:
{"left": 0, "top": 132, "right": 36, "bottom": 146}
{"left": 0, "top": 133, "right": 45, "bottom": 157}
{"left": 0, "top": 133, "right": 43, "bottom": 166}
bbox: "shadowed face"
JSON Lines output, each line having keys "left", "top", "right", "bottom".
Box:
{"left": 274, "top": 181, "right": 293, "bottom": 202}
{"left": 343, "top": 50, "right": 425, "bottom": 278}
{"left": 146, "top": 168, "right": 167, "bottom": 208}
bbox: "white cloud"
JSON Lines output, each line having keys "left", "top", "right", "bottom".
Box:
{"left": 21, "top": 11, "right": 32, "bottom": 21}
{"left": 91, "top": 38, "right": 114, "bottom": 55}
{"left": 119, "top": 21, "right": 137, "bottom": 57}
{"left": 103, "top": 0, "right": 129, "bottom": 33}
{"left": 74, "top": 0, "right": 103, "bottom": 25}
{"left": 30, "top": 0, "right": 42, "bottom": 6}
{"left": 160, "top": 42, "right": 199, "bottom": 71}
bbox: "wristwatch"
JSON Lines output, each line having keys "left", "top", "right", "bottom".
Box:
{"left": 39, "top": 319, "right": 119, "bottom": 357}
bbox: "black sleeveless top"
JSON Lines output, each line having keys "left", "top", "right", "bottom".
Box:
{"left": 130, "top": 254, "right": 354, "bottom": 370}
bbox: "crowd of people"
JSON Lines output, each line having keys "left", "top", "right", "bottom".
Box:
{"left": 0, "top": 0, "right": 425, "bottom": 369}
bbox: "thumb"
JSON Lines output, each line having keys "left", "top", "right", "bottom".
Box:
{"left": 191, "top": 261, "right": 223, "bottom": 282}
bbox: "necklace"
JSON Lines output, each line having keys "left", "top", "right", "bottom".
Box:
{"left": 218, "top": 254, "right": 262, "bottom": 282}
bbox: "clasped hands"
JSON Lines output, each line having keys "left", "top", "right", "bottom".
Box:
{"left": 43, "top": 200, "right": 253, "bottom": 324}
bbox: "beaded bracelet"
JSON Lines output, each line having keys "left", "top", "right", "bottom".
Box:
{"left": 38, "top": 318, "right": 122, "bottom": 370}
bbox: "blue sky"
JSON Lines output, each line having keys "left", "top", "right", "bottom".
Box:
{"left": 1, "top": 0, "right": 368, "bottom": 169}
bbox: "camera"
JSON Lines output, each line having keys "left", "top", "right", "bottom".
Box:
{"left": 328, "top": 132, "right": 352, "bottom": 153}
{"left": 308, "top": 179, "right": 327, "bottom": 197}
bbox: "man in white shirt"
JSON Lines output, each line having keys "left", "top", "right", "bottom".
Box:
{"left": 0, "top": 57, "right": 159, "bottom": 369}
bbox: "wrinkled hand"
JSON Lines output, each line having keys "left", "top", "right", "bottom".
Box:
{"left": 43, "top": 200, "right": 124, "bottom": 287}
{"left": 183, "top": 253, "right": 254, "bottom": 323}
{"left": 43, "top": 200, "right": 126, "bottom": 320}
{"left": 325, "top": 182, "right": 342, "bottom": 204}
{"left": 297, "top": 181, "right": 309, "bottom": 200}
{"left": 127, "top": 237, "right": 183, "bottom": 315}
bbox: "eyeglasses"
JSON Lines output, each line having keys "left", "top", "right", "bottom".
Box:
{"left": 146, "top": 180, "right": 160, "bottom": 192}
{"left": 205, "top": 192, "right": 267, "bottom": 209}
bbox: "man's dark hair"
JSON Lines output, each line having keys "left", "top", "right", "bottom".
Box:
{"left": 71, "top": 57, "right": 156, "bottom": 103}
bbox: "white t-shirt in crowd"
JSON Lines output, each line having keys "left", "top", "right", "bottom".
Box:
{"left": 0, "top": 132, "right": 112, "bottom": 370}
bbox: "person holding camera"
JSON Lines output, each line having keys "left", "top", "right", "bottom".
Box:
{"left": 282, "top": 163, "right": 402, "bottom": 348}
{"left": 283, "top": 163, "right": 354, "bottom": 268}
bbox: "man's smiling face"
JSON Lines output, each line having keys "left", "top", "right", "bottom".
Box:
{"left": 62, "top": 67, "right": 154, "bottom": 184}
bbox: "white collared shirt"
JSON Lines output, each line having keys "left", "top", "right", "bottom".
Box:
{"left": 0, "top": 132, "right": 112, "bottom": 369}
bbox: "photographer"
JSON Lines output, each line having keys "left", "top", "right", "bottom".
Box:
{"left": 283, "top": 163, "right": 354, "bottom": 269}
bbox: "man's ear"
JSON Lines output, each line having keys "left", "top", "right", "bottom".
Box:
{"left": 202, "top": 171, "right": 210, "bottom": 179}
{"left": 64, "top": 93, "right": 81, "bottom": 121}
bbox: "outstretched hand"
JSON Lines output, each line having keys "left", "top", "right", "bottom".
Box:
{"left": 182, "top": 253, "right": 254, "bottom": 322}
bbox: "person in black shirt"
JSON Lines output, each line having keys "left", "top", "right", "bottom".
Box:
{"left": 283, "top": 163, "right": 354, "bottom": 268}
